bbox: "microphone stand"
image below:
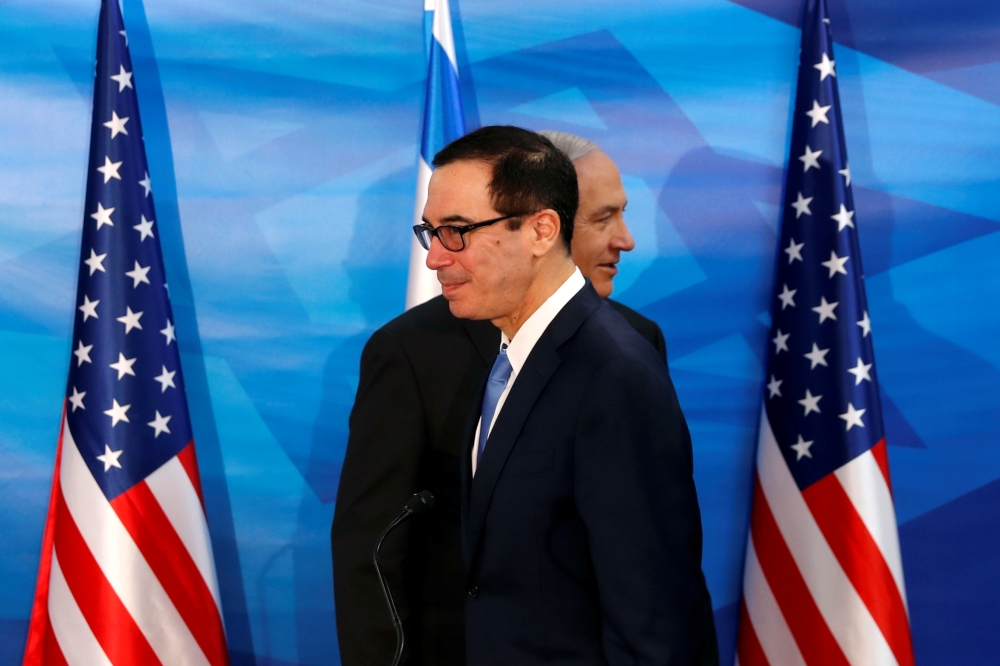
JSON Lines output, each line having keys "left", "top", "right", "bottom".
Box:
{"left": 373, "top": 491, "right": 435, "bottom": 666}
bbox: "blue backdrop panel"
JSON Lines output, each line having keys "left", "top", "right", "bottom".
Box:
{"left": 0, "top": 0, "right": 997, "bottom": 664}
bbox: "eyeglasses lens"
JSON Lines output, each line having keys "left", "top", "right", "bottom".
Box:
{"left": 439, "top": 226, "right": 464, "bottom": 251}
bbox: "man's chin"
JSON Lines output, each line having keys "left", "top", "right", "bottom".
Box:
{"left": 442, "top": 289, "right": 474, "bottom": 319}
{"left": 591, "top": 264, "right": 618, "bottom": 298}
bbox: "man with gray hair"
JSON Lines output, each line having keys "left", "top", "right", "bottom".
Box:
{"left": 542, "top": 130, "right": 719, "bottom": 665}
{"left": 540, "top": 130, "right": 667, "bottom": 361}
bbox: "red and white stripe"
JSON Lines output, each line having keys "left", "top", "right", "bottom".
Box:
{"left": 737, "top": 406, "right": 914, "bottom": 666}
{"left": 23, "top": 411, "right": 228, "bottom": 666}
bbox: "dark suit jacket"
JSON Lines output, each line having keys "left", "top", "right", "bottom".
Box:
{"left": 333, "top": 296, "right": 498, "bottom": 666}
{"left": 332, "top": 294, "right": 712, "bottom": 666}
{"left": 461, "top": 283, "right": 713, "bottom": 665}
{"left": 607, "top": 298, "right": 667, "bottom": 365}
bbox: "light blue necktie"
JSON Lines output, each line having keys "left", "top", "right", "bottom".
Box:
{"left": 478, "top": 344, "right": 512, "bottom": 464}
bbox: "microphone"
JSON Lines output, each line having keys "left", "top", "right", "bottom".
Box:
{"left": 373, "top": 491, "right": 435, "bottom": 666}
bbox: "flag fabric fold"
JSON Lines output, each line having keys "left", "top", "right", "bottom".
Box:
{"left": 736, "top": 1, "right": 915, "bottom": 665}
{"left": 405, "top": 0, "right": 466, "bottom": 309}
{"left": 22, "top": 2, "right": 229, "bottom": 664}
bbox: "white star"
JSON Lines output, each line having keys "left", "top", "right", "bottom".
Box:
{"left": 103, "top": 110, "right": 129, "bottom": 139}
{"left": 96, "top": 444, "right": 124, "bottom": 472}
{"left": 791, "top": 435, "right": 814, "bottom": 460}
{"left": 821, "top": 250, "right": 849, "bottom": 278}
{"left": 154, "top": 365, "right": 177, "bottom": 393}
{"left": 814, "top": 52, "right": 836, "bottom": 80}
{"left": 798, "top": 389, "right": 822, "bottom": 416}
{"left": 772, "top": 329, "right": 790, "bottom": 354}
{"left": 68, "top": 387, "right": 86, "bottom": 412}
{"left": 804, "top": 342, "right": 830, "bottom": 369}
{"left": 767, "top": 375, "right": 783, "bottom": 399}
{"left": 778, "top": 284, "right": 797, "bottom": 310}
{"left": 832, "top": 204, "right": 855, "bottom": 231}
{"left": 839, "top": 164, "right": 851, "bottom": 187}
{"left": 104, "top": 399, "right": 131, "bottom": 427}
{"left": 161, "top": 320, "right": 176, "bottom": 345}
{"left": 799, "top": 145, "right": 822, "bottom": 172}
{"left": 78, "top": 294, "right": 100, "bottom": 321}
{"left": 109, "top": 352, "right": 137, "bottom": 380}
{"left": 125, "top": 261, "right": 151, "bottom": 288}
{"left": 839, "top": 402, "right": 866, "bottom": 431}
{"left": 84, "top": 248, "right": 107, "bottom": 276}
{"left": 116, "top": 307, "right": 144, "bottom": 334}
{"left": 785, "top": 238, "right": 804, "bottom": 264}
{"left": 110, "top": 65, "right": 133, "bottom": 92}
{"left": 139, "top": 171, "right": 152, "bottom": 197}
{"left": 847, "top": 357, "right": 873, "bottom": 385}
{"left": 74, "top": 340, "right": 93, "bottom": 366}
{"left": 812, "top": 296, "right": 839, "bottom": 323}
{"left": 97, "top": 155, "right": 122, "bottom": 183}
{"left": 791, "top": 192, "right": 813, "bottom": 219}
{"left": 857, "top": 311, "right": 872, "bottom": 337}
{"left": 805, "top": 99, "right": 831, "bottom": 127}
{"left": 119, "top": 29, "right": 128, "bottom": 46}
{"left": 90, "top": 202, "right": 115, "bottom": 230}
{"left": 133, "top": 215, "right": 155, "bottom": 241}
{"left": 148, "top": 411, "right": 172, "bottom": 438}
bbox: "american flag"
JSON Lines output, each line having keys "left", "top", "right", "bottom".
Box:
{"left": 735, "top": 1, "right": 915, "bottom": 665}
{"left": 21, "top": 1, "right": 229, "bottom": 664}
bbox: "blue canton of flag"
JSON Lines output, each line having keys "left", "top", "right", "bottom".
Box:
{"left": 68, "top": 4, "right": 192, "bottom": 503}
{"left": 405, "top": 0, "right": 466, "bottom": 308}
{"left": 764, "top": 5, "right": 881, "bottom": 487}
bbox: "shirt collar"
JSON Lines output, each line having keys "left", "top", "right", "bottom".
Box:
{"left": 501, "top": 267, "right": 585, "bottom": 376}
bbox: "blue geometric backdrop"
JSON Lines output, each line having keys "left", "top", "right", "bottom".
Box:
{"left": 1, "top": 0, "right": 998, "bottom": 664}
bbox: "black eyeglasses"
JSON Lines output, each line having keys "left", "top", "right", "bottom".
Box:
{"left": 413, "top": 213, "right": 526, "bottom": 252}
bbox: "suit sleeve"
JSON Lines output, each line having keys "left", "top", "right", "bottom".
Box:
{"left": 574, "top": 355, "right": 708, "bottom": 665}
{"left": 332, "top": 327, "right": 425, "bottom": 666}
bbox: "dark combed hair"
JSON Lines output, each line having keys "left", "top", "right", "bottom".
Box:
{"left": 432, "top": 125, "right": 579, "bottom": 251}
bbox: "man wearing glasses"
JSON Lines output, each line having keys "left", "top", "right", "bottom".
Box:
{"left": 332, "top": 129, "right": 713, "bottom": 665}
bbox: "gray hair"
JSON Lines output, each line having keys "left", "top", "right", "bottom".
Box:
{"left": 537, "top": 130, "right": 600, "bottom": 162}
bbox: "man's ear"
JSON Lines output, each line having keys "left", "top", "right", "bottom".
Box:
{"left": 528, "top": 209, "right": 562, "bottom": 257}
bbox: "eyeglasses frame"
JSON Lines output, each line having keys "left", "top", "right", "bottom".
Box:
{"left": 412, "top": 213, "right": 528, "bottom": 252}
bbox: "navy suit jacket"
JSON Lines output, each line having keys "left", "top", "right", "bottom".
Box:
{"left": 461, "top": 282, "right": 712, "bottom": 665}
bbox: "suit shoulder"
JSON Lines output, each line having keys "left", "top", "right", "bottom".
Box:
{"left": 606, "top": 299, "right": 661, "bottom": 341}
{"left": 572, "top": 302, "right": 661, "bottom": 368}
{"left": 366, "top": 296, "right": 499, "bottom": 367}
{"left": 379, "top": 295, "right": 456, "bottom": 334}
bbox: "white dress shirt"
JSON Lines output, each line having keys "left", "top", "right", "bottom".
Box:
{"left": 471, "top": 267, "right": 585, "bottom": 476}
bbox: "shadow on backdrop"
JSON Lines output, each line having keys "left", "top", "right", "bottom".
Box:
{"left": 301, "top": 165, "right": 413, "bottom": 664}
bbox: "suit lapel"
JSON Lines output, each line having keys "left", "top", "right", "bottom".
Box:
{"left": 465, "top": 282, "right": 603, "bottom": 563}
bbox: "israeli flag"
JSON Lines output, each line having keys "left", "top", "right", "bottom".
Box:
{"left": 405, "top": 0, "right": 466, "bottom": 309}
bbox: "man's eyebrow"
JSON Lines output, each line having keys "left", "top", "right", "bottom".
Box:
{"left": 421, "top": 214, "right": 476, "bottom": 226}
{"left": 591, "top": 204, "right": 624, "bottom": 216}
{"left": 441, "top": 214, "right": 475, "bottom": 224}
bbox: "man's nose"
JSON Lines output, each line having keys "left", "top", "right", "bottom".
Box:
{"left": 425, "top": 235, "right": 453, "bottom": 270}
{"left": 610, "top": 217, "right": 636, "bottom": 252}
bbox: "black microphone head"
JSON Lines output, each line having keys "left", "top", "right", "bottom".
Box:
{"left": 406, "top": 490, "right": 435, "bottom": 515}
